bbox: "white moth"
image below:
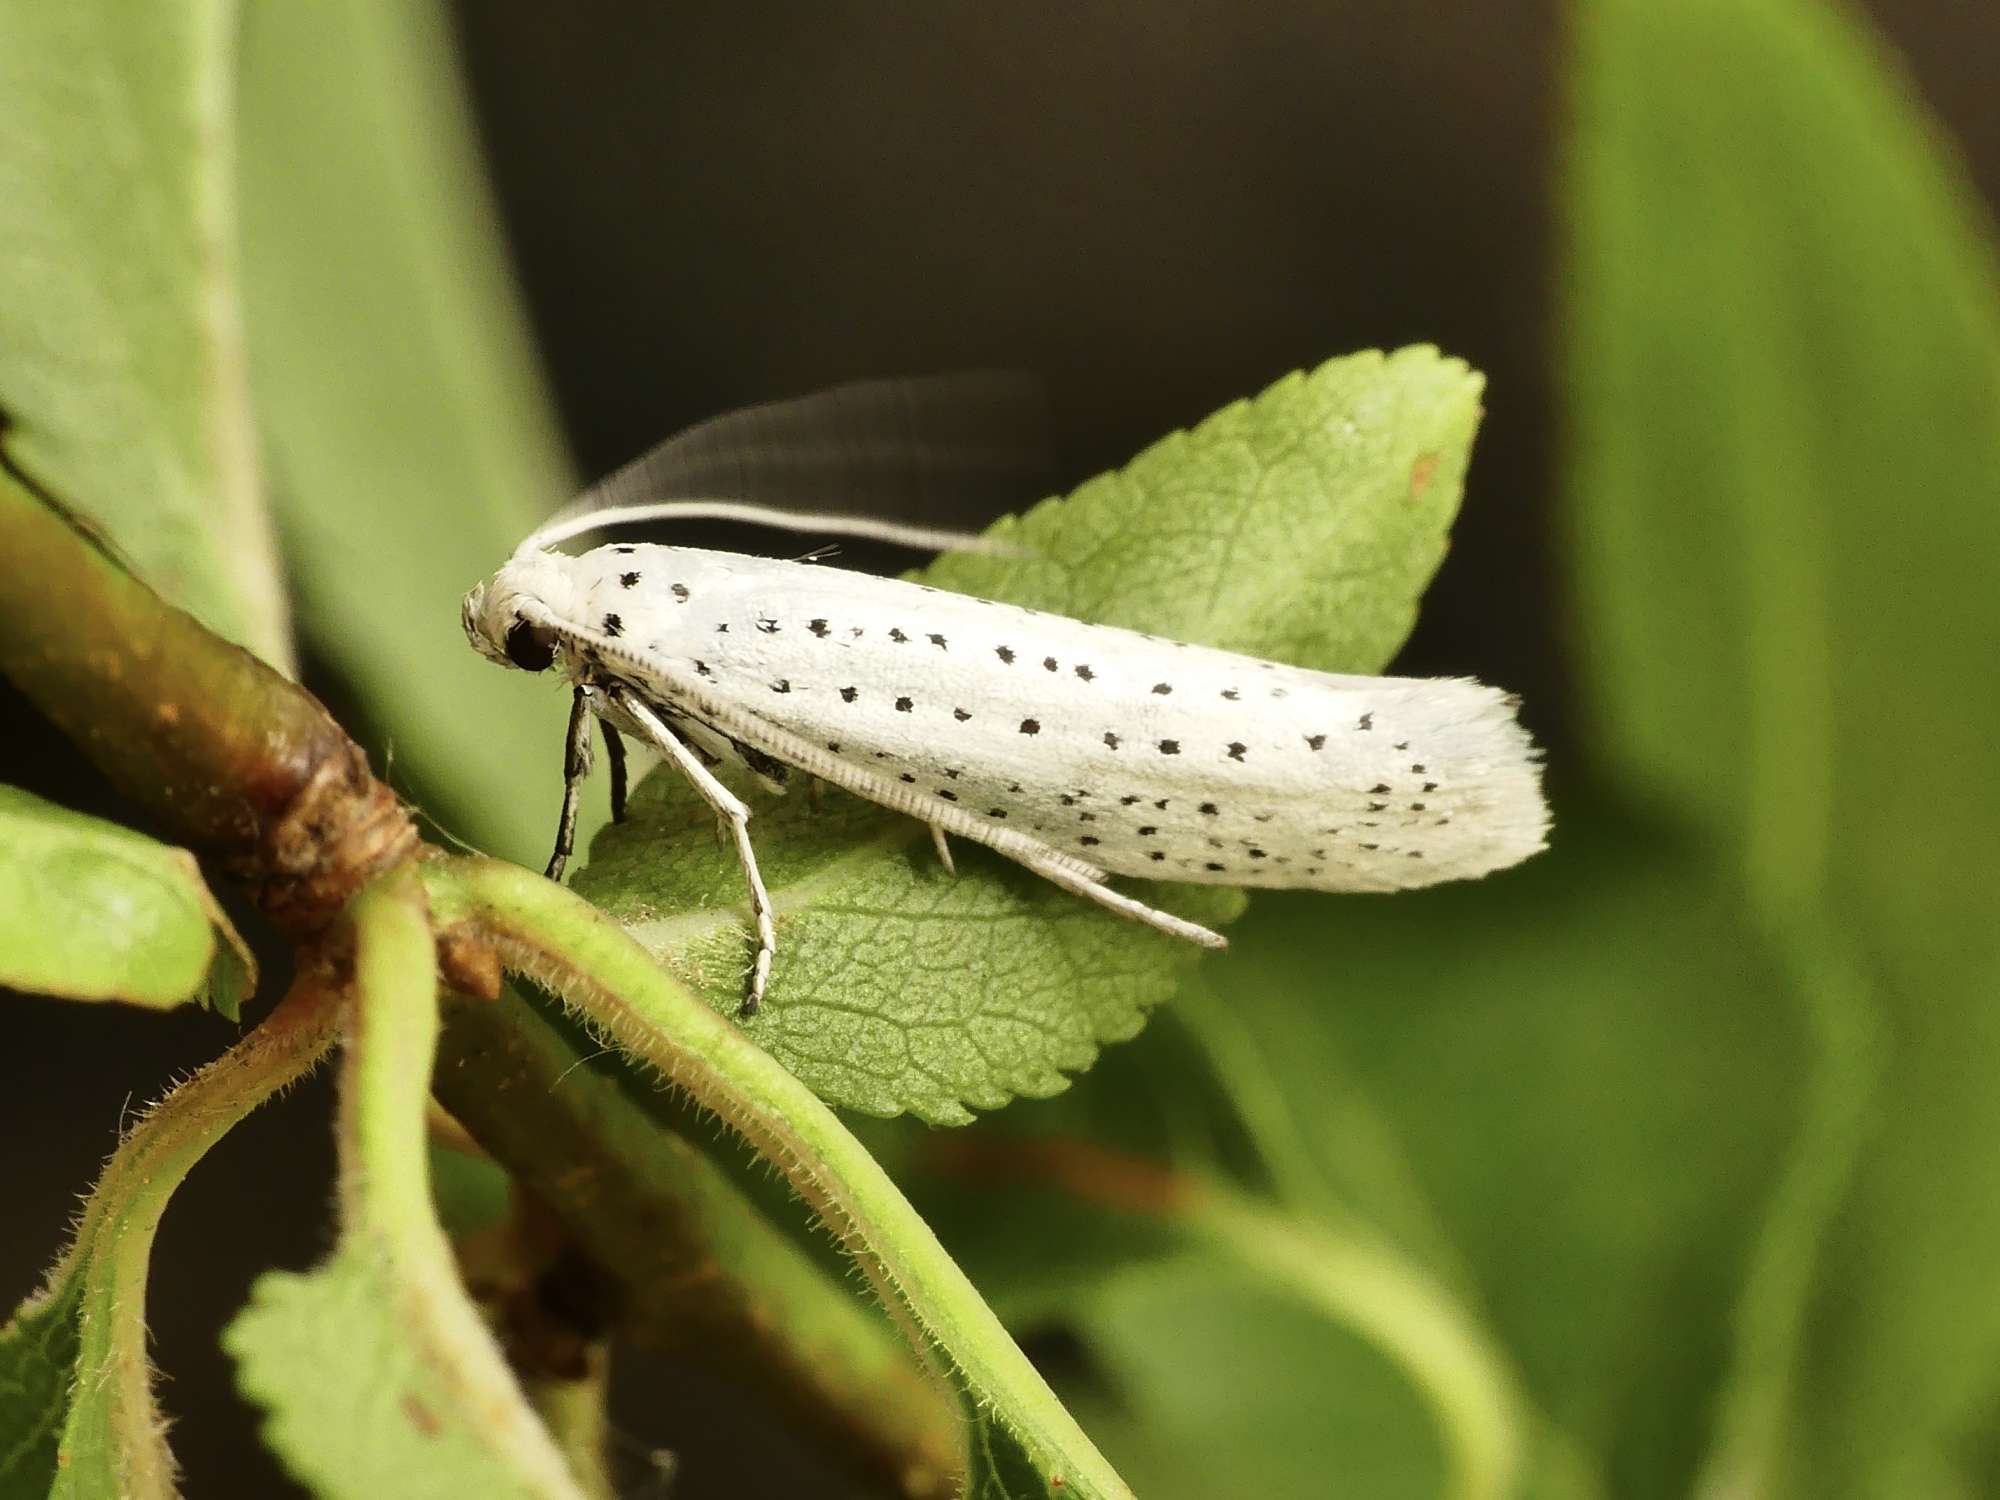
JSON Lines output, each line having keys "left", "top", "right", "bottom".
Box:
{"left": 463, "top": 377, "right": 1548, "bottom": 1015}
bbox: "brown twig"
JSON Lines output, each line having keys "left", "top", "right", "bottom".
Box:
{"left": 0, "top": 466, "right": 417, "bottom": 936}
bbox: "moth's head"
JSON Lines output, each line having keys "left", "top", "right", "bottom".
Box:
{"left": 462, "top": 553, "right": 575, "bottom": 673}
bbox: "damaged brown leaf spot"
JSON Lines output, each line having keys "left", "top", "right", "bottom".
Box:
{"left": 400, "top": 1391, "right": 441, "bottom": 1438}
{"left": 1409, "top": 451, "right": 1440, "bottom": 499}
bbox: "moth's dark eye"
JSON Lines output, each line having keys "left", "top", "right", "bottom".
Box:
{"left": 503, "top": 618, "right": 558, "bottom": 672}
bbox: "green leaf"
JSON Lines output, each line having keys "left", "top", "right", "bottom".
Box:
{"left": 1565, "top": 0, "right": 2000, "bottom": 1493}
{"left": 0, "top": 983, "right": 338, "bottom": 1499}
{"left": 0, "top": 1274, "right": 82, "bottom": 1500}
{"left": 227, "top": 868, "right": 586, "bottom": 1500}
{"left": 230, "top": 1251, "right": 562, "bottom": 1500}
{"left": 576, "top": 347, "right": 1485, "bottom": 1122}
{"left": 0, "top": 785, "right": 254, "bottom": 1013}
{"left": 238, "top": 0, "right": 575, "bottom": 867}
{"left": 427, "top": 1139, "right": 512, "bottom": 1239}
{"left": 0, "top": 0, "right": 290, "bottom": 668}
{"left": 426, "top": 854, "right": 1144, "bottom": 1499}
{"left": 963, "top": 1387, "right": 1077, "bottom": 1500}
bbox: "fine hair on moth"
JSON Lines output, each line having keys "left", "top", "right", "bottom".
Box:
{"left": 463, "top": 374, "right": 1550, "bottom": 1017}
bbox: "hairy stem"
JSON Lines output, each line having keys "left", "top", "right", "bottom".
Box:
{"left": 423, "top": 854, "right": 1135, "bottom": 1500}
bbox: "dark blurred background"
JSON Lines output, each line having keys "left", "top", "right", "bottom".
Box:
{"left": 3, "top": 3, "right": 1994, "bottom": 1496}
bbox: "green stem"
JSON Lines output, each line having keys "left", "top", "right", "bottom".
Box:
{"left": 423, "top": 854, "right": 1135, "bottom": 1500}
{"left": 433, "top": 981, "right": 961, "bottom": 1497}
{"left": 345, "top": 867, "right": 585, "bottom": 1499}
{"left": 22, "top": 972, "right": 342, "bottom": 1499}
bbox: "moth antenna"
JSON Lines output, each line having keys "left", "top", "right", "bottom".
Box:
{"left": 515, "top": 499, "right": 1024, "bottom": 559}
{"left": 515, "top": 372, "right": 1050, "bottom": 559}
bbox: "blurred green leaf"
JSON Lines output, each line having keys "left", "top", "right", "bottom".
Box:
{"left": 1566, "top": 0, "right": 2000, "bottom": 1493}
{"left": 0, "top": 984, "right": 337, "bottom": 1499}
{"left": 427, "top": 1139, "right": 512, "bottom": 1239}
{"left": 0, "top": 0, "right": 290, "bottom": 668}
{"left": 1193, "top": 817, "right": 1801, "bottom": 1499}
{"left": 912, "top": 1165, "right": 1525, "bottom": 1500}
{"left": 0, "top": 784, "right": 253, "bottom": 1013}
{"left": 229, "top": 869, "right": 584, "bottom": 1500}
{"left": 578, "top": 347, "right": 1484, "bottom": 1122}
{"left": 238, "top": 0, "right": 572, "bottom": 865}
{"left": 1080, "top": 1251, "right": 1445, "bottom": 1500}
{"left": 906, "top": 806, "right": 1796, "bottom": 1500}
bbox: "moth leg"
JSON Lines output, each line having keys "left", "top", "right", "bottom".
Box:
{"left": 1016, "top": 853, "right": 1228, "bottom": 950}
{"left": 613, "top": 693, "right": 779, "bottom": 1017}
{"left": 601, "top": 719, "right": 630, "bottom": 823}
{"left": 929, "top": 823, "right": 956, "bottom": 876}
{"left": 546, "top": 686, "right": 595, "bottom": 881}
